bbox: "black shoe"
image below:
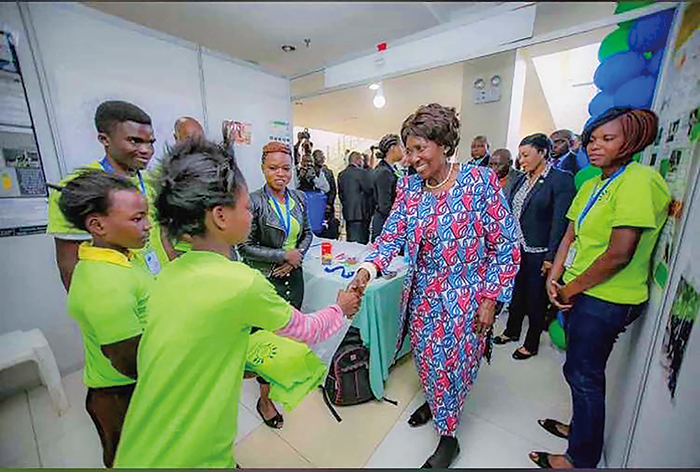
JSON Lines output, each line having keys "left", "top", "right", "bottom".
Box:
{"left": 422, "top": 436, "right": 460, "bottom": 468}
{"left": 493, "top": 334, "right": 517, "bottom": 345}
{"left": 256, "top": 397, "right": 284, "bottom": 429}
{"left": 408, "top": 401, "right": 432, "bottom": 427}
{"left": 512, "top": 347, "right": 537, "bottom": 360}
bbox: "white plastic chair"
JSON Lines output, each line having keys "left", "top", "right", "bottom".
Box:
{"left": 0, "top": 329, "right": 69, "bottom": 416}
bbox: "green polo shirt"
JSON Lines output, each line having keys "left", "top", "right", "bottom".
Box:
{"left": 114, "top": 251, "right": 292, "bottom": 468}
{"left": 47, "top": 160, "right": 169, "bottom": 275}
{"left": 564, "top": 162, "right": 671, "bottom": 304}
{"left": 67, "top": 243, "right": 153, "bottom": 389}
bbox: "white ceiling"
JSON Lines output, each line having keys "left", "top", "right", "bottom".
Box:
{"left": 293, "top": 63, "right": 465, "bottom": 140}
{"left": 83, "top": 2, "right": 500, "bottom": 77}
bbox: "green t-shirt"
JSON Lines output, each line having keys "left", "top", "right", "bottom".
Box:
{"left": 67, "top": 243, "right": 153, "bottom": 389}
{"left": 564, "top": 162, "right": 671, "bottom": 304}
{"left": 46, "top": 159, "right": 169, "bottom": 275}
{"left": 268, "top": 195, "right": 301, "bottom": 250}
{"left": 114, "top": 251, "right": 292, "bottom": 468}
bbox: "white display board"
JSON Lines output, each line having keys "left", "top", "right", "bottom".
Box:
{"left": 201, "top": 50, "right": 291, "bottom": 193}
{"left": 27, "top": 3, "right": 205, "bottom": 175}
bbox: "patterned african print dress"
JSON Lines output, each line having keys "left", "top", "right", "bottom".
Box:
{"left": 365, "top": 164, "right": 520, "bottom": 436}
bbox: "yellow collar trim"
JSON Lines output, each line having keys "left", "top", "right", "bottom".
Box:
{"left": 78, "top": 242, "right": 134, "bottom": 268}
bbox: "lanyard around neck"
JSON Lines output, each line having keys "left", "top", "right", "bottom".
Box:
{"left": 267, "top": 188, "right": 291, "bottom": 237}
{"left": 576, "top": 164, "right": 628, "bottom": 231}
{"left": 99, "top": 157, "right": 146, "bottom": 194}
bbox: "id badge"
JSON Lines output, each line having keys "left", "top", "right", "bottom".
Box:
{"left": 564, "top": 244, "right": 577, "bottom": 269}
{"left": 144, "top": 249, "right": 162, "bottom": 275}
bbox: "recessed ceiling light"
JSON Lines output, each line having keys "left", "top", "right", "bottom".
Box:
{"left": 369, "top": 82, "right": 380, "bottom": 90}
{"left": 281, "top": 45, "right": 296, "bottom": 53}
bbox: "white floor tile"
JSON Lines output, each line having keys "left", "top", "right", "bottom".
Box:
{"left": 0, "top": 392, "right": 40, "bottom": 467}
{"left": 236, "top": 402, "right": 262, "bottom": 444}
{"left": 27, "top": 369, "right": 94, "bottom": 448}
{"left": 452, "top": 413, "right": 541, "bottom": 468}
{"left": 38, "top": 422, "right": 104, "bottom": 468}
{"left": 468, "top": 333, "right": 571, "bottom": 452}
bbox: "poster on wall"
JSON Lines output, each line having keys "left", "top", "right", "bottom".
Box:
{"left": 660, "top": 271, "right": 699, "bottom": 399}
{"left": 644, "top": 3, "right": 700, "bottom": 289}
{"left": 222, "top": 120, "right": 252, "bottom": 146}
{"left": 0, "top": 30, "right": 50, "bottom": 237}
{"left": 268, "top": 120, "right": 291, "bottom": 145}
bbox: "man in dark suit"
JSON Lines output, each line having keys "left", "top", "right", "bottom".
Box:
{"left": 489, "top": 148, "right": 523, "bottom": 199}
{"left": 338, "top": 151, "right": 373, "bottom": 244}
{"left": 550, "top": 129, "right": 582, "bottom": 175}
{"left": 312, "top": 150, "right": 340, "bottom": 239}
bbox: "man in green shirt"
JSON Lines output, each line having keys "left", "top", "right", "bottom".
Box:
{"left": 47, "top": 100, "right": 169, "bottom": 290}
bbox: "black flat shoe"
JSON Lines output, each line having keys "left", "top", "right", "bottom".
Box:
{"left": 538, "top": 418, "right": 569, "bottom": 439}
{"left": 408, "top": 401, "right": 432, "bottom": 427}
{"left": 512, "top": 347, "right": 536, "bottom": 360}
{"left": 529, "top": 451, "right": 554, "bottom": 468}
{"left": 256, "top": 398, "right": 284, "bottom": 429}
{"left": 422, "top": 436, "right": 460, "bottom": 468}
{"left": 493, "top": 334, "right": 517, "bottom": 345}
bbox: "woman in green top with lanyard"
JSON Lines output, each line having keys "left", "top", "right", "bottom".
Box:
{"left": 530, "top": 108, "right": 671, "bottom": 469}
{"left": 239, "top": 141, "right": 313, "bottom": 429}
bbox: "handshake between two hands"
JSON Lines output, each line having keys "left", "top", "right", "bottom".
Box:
{"left": 335, "top": 268, "right": 372, "bottom": 319}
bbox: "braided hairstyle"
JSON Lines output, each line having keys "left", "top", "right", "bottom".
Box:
{"left": 582, "top": 107, "right": 658, "bottom": 159}
{"left": 376, "top": 134, "right": 401, "bottom": 160}
{"left": 58, "top": 169, "right": 137, "bottom": 231}
{"left": 156, "top": 139, "right": 246, "bottom": 239}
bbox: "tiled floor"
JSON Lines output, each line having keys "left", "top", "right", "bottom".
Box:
{"left": 0, "top": 319, "right": 572, "bottom": 468}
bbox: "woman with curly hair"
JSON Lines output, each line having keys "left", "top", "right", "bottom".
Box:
{"left": 348, "top": 103, "right": 521, "bottom": 468}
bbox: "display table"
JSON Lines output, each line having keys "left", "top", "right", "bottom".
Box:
{"left": 302, "top": 237, "right": 411, "bottom": 399}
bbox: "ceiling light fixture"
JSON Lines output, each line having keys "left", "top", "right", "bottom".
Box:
{"left": 369, "top": 82, "right": 380, "bottom": 90}
{"left": 281, "top": 45, "right": 296, "bottom": 53}
{"left": 373, "top": 84, "right": 386, "bottom": 109}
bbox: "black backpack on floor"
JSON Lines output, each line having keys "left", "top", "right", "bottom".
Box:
{"left": 321, "top": 328, "right": 399, "bottom": 422}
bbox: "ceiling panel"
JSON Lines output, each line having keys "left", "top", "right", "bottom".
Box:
{"left": 83, "top": 2, "right": 483, "bottom": 76}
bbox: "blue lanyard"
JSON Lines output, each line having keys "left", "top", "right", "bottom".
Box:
{"left": 577, "top": 164, "right": 627, "bottom": 230}
{"left": 324, "top": 265, "right": 356, "bottom": 279}
{"left": 99, "top": 157, "right": 146, "bottom": 194}
{"left": 267, "top": 188, "right": 291, "bottom": 237}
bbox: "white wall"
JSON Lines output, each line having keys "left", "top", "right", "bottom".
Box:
{"left": 202, "top": 50, "right": 291, "bottom": 193}
{"left": 0, "top": 2, "right": 290, "bottom": 394}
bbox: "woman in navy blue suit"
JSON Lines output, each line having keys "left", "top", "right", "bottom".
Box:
{"left": 494, "top": 134, "right": 575, "bottom": 359}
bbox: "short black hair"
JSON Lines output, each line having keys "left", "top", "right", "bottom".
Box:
{"left": 94, "top": 100, "right": 152, "bottom": 135}
{"left": 58, "top": 169, "right": 137, "bottom": 231}
{"left": 519, "top": 133, "right": 553, "bottom": 158}
{"left": 156, "top": 139, "right": 246, "bottom": 239}
{"left": 551, "top": 129, "right": 574, "bottom": 142}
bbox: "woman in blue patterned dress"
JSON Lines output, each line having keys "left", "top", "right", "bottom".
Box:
{"left": 349, "top": 104, "right": 521, "bottom": 468}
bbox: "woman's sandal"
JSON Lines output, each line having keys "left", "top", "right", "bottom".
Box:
{"left": 529, "top": 451, "right": 554, "bottom": 468}
{"left": 512, "top": 347, "right": 536, "bottom": 360}
{"left": 256, "top": 397, "right": 284, "bottom": 429}
{"left": 408, "top": 401, "right": 433, "bottom": 427}
{"left": 538, "top": 418, "right": 569, "bottom": 439}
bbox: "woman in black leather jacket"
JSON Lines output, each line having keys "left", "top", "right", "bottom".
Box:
{"left": 239, "top": 141, "right": 313, "bottom": 429}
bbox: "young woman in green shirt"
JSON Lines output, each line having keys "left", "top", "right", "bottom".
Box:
{"left": 58, "top": 169, "right": 154, "bottom": 467}
{"left": 531, "top": 108, "right": 671, "bottom": 469}
{"left": 114, "top": 139, "right": 361, "bottom": 468}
